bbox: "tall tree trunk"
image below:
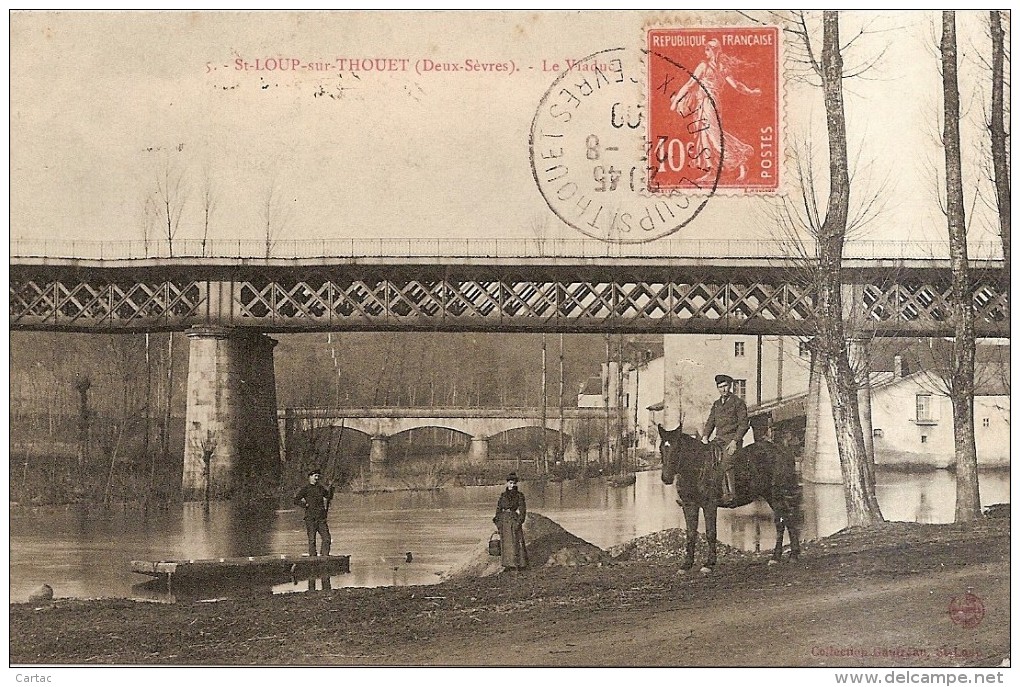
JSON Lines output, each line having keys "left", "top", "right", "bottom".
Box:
{"left": 817, "top": 11, "right": 884, "bottom": 526}
{"left": 145, "top": 333, "right": 154, "bottom": 495}
{"left": 942, "top": 11, "right": 980, "bottom": 522}
{"left": 616, "top": 334, "right": 625, "bottom": 474}
{"left": 74, "top": 376, "right": 92, "bottom": 493}
{"left": 989, "top": 10, "right": 1010, "bottom": 307}
{"left": 541, "top": 333, "right": 548, "bottom": 474}
{"left": 160, "top": 332, "right": 175, "bottom": 497}
{"left": 558, "top": 333, "right": 565, "bottom": 463}
{"left": 603, "top": 332, "right": 611, "bottom": 467}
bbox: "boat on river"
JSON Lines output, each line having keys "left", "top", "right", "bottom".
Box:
{"left": 131, "top": 554, "right": 351, "bottom": 584}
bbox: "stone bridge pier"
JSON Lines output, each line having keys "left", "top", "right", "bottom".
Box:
{"left": 183, "top": 326, "right": 281, "bottom": 500}
{"left": 469, "top": 436, "right": 489, "bottom": 462}
{"left": 801, "top": 340, "right": 875, "bottom": 484}
{"left": 369, "top": 436, "right": 389, "bottom": 467}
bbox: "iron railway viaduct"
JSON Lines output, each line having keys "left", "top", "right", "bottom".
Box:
{"left": 10, "top": 238, "right": 1008, "bottom": 499}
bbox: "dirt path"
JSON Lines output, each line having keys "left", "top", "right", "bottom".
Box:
{"left": 9, "top": 519, "right": 1010, "bottom": 667}
{"left": 391, "top": 563, "right": 1008, "bottom": 667}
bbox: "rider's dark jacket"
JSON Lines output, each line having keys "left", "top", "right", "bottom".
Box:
{"left": 703, "top": 393, "right": 750, "bottom": 447}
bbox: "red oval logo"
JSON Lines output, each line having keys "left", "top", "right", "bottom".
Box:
{"left": 948, "top": 592, "right": 985, "bottom": 629}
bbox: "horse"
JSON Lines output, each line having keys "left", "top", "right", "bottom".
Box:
{"left": 657, "top": 423, "right": 802, "bottom": 573}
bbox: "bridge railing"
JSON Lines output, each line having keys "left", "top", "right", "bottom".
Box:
{"left": 8, "top": 237, "right": 1005, "bottom": 261}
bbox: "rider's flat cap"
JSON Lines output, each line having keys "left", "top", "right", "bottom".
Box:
{"left": 715, "top": 374, "right": 734, "bottom": 385}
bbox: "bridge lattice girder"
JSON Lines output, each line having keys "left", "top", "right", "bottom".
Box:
{"left": 9, "top": 261, "right": 1010, "bottom": 337}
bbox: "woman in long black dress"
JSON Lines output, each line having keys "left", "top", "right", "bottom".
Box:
{"left": 493, "top": 472, "right": 528, "bottom": 570}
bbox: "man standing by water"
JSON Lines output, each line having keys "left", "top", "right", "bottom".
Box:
{"left": 702, "top": 374, "right": 749, "bottom": 505}
{"left": 294, "top": 469, "right": 334, "bottom": 556}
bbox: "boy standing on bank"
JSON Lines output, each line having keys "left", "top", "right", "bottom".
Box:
{"left": 295, "top": 469, "right": 334, "bottom": 556}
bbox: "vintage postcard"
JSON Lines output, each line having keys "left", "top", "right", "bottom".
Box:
{"left": 8, "top": 10, "right": 1010, "bottom": 680}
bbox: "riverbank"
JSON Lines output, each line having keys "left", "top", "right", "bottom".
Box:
{"left": 9, "top": 468, "right": 656, "bottom": 514}
{"left": 10, "top": 515, "right": 1009, "bottom": 667}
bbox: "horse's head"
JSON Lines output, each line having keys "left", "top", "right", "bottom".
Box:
{"left": 658, "top": 423, "right": 706, "bottom": 485}
{"left": 658, "top": 423, "right": 688, "bottom": 485}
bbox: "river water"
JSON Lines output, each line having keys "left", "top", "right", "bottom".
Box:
{"left": 8, "top": 468, "right": 1010, "bottom": 603}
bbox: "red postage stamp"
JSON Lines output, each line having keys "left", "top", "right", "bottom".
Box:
{"left": 647, "top": 26, "right": 780, "bottom": 193}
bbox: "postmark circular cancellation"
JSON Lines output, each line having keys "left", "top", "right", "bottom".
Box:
{"left": 529, "top": 26, "right": 781, "bottom": 243}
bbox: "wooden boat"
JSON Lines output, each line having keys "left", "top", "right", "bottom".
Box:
{"left": 131, "top": 554, "right": 350, "bottom": 583}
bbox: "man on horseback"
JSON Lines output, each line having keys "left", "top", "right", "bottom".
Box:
{"left": 701, "top": 374, "right": 749, "bottom": 505}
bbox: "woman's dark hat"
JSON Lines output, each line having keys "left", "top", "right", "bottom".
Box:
{"left": 506, "top": 472, "right": 519, "bottom": 482}
{"left": 715, "top": 374, "right": 734, "bottom": 385}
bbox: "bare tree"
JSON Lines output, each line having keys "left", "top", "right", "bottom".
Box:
{"left": 194, "top": 430, "right": 218, "bottom": 508}
{"left": 783, "top": 11, "right": 885, "bottom": 526}
{"left": 988, "top": 11, "right": 1010, "bottom": 287}
{"left": 143, "top": 146, "right": 189, "bottom": 501}
{"left": 260, "top": 177, "right": 292, "bottom": 259}
{"left": 941, "top": 11, "right": 980, "bottom": 522}
{"left": 152, "top": 148, "right": 188, "bottom": 258}
{"left": 140, "top": 194, "right": 159, "bottom": 258}
{"left": 200, "top": 166, "right": 216, "bottom": 257}
{"left": 73, "top": 374, "right": 92, "bottom": 491}
{"left": 541, "top": 332, "right": 548, "bottom": 473}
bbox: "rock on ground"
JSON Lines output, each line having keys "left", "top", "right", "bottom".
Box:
{"left": 28, "top": 584, "right": 54, "bottom": 603}
{"left": 609, "top": 528, "right": 752, "bottom": 562}
{"left": 443, "top": 512, "right": 610, "bottom": 580}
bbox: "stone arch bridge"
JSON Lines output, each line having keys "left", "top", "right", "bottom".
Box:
{"left": 280, "top": 406, "right": 614, "bottom": 466}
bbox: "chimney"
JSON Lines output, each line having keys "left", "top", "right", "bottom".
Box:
{"left": 893, "top": 355, "right": 903, "bottom": 378}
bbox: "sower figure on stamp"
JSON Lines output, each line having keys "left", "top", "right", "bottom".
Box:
{"left": 701, "top": 374, "right": 750, "bottom": 506}
{"left": 493, "top": 472, "right": 528, "bottom": 571}
{"left": 669, "top": 38, "right": 761, "bottom": 183}
{"left": 294, "top": 469, "right": 334, "bottom": 556}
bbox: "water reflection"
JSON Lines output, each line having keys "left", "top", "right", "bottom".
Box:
{"left": 8, "top": 467, "right": 1009, "bottom": 603}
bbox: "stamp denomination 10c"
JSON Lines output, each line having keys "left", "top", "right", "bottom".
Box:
{"left": 529, "top": 47, "right": 716, "bottom": 243}
{"left": 648, "top": 27, "right": 780, "bottom": 193}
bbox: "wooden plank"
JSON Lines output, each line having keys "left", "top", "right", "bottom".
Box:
{"left": 130, "top": 554, "right": 350, "bottom": 580}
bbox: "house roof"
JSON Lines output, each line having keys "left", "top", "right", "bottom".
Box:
{"left": 750, "top": 347, "right": 1009, "bottom": 423}
{"left": 870, "top": 337, "right": 1007, "bottom": 369}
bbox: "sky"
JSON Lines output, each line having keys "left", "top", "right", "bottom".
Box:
{"left": 9, "top": 10, "right": 1006, "bottom": 253}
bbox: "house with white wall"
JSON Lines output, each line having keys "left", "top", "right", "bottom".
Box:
{"left": 624, "top": 354, "right": 665, "bottom": 454}
{"left": 869, "top": 372, "right": 1009, "bottom": 468}
{"left": 660, "top": 334, "right": 812, "bottom": 439}
{"left": 623, "top": 335, "right": 1009, "bottom": 470}
{"left": 868, "top": 341, "right": 1010, "bottom": 468}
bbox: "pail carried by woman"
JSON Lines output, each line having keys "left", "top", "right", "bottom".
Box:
{"left": 488, "top": 532, "right": 501, "bottom": 556}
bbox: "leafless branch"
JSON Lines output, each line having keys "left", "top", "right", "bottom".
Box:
{"left": 201, "top": 166, "right": 216, "bottom": 257}
{"left": 153, "top": 150, "right": 188, "bottom": 257}
{"left": 260, "top": 174, "right": 293, "bottom": 259}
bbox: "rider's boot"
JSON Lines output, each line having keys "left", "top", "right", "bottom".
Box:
{"left": 721, "top": 470, "right": 736, "bottom": 505}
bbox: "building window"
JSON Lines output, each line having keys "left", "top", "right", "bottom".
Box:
{"left": 734, "top": 341, "right": 745, "bottom": 357}
{"left": 921, "top": 435, "right": 928, "bottom": 444}
{"left": 799, "top": 341, "right": 810, "bottom": 358}
{"left": 915, "top": 394, "right": 934, "bottom": 424}
{"left": 873, "top": 428, "right": 884, "bottom": 439}
{"left": 982, "top": 417, "right": 990, "bottom": 428}
{"left": 734, "top": 379, "right": 747, "bottom": 399}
